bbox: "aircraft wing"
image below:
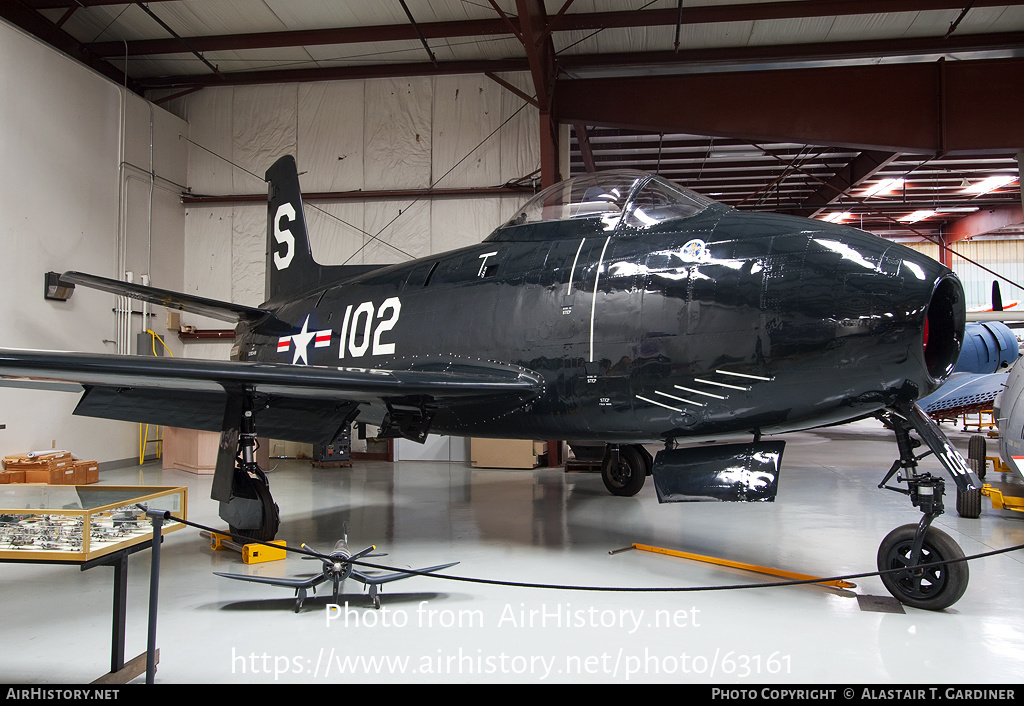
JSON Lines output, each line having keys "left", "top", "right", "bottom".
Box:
{"left": 213, "top": 571, "right": 324, "bottom": 591}
{"left": 0, "top": 348, "right": 544, "bottom": 444}
{"left": 918, "top": 371, "right": 1008, "bottom": 419}
{"left": 352, "top": 562, "right": 459, "bottom": 586}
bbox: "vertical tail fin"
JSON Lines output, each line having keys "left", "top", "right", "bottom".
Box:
{"left": 265, "top": 155, "right": 319, "bottom": 303}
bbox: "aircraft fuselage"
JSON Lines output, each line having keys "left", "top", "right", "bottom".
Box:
{"left": 238, "top": 203, "right": 962, "bottom": 445}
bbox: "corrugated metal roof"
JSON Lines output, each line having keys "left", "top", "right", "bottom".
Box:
{"left": 5, "top": 0, "right": 1022, "bottom": 242}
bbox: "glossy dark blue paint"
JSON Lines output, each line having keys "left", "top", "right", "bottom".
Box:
{"left": 237, "top": 171, "right": 965, "bottom": 446}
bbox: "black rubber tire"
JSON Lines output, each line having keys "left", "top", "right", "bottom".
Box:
{"left": 877, "top": 524, "right": 969, "bottom": 611}
{"left": 601, "top": 445, "right": 646, "bottom": 497}
{"left": 968, "top": 434, "right": 987, "bottom": 481}
{"left": 229, "top": 480, "right": 281, "bottom": 542}
{"left": 956, "top": 486, "right": 982, "bottom": 519}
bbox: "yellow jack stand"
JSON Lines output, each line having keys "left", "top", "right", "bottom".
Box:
{"left": 629, "top": 543, "right": 856, "bottom": 589}
{"left": 982, "top": 484, "right": 1024, "bottom": 513}
{"left": 979, "top": 456, "right": 1024, "bottom": 514}
{"left": 207, "top": 531, "right": 287, "bottom": 564}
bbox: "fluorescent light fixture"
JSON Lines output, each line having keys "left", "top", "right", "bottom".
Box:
{"left": 961, "top": 175, "right": 1017, "bottom": 195}
{"left": 936, "top": 206, "right": 980, "bottom": 213}
{"left": 820, "top": 212, "right": 852, "bottom": 223}
{"left": 708, "top": 149, "right": 764, "bottom": 159}
{"left": 898, "top": 210, "right": 936, "bottom": 223}
{"left": 862, "top": 178, "right": 904, "bottom": 197}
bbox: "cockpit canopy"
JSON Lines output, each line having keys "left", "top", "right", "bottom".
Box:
{"left": 487, "top": 170, "right": 716, "bottom": 241}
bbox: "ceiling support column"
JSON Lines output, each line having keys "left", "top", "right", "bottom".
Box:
{"left": 515, "top": 0, "right": 560, "bottom": 187}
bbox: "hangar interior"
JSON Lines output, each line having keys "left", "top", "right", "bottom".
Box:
{"left": 1, "top": 0, "right": 1023, "bottom": 684}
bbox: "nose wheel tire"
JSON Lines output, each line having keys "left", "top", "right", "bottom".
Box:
{"left": 601, "top": 445, "right": 647, "bottom": 497}
{"left": 877, "top": 524, "right": 968, "bottom": 611}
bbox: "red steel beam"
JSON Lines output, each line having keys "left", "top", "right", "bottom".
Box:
{"left": 181, "top": 185, "right": 536, "bottom": 206}
{"left": 572, "top": 123, "right": 597, "bottom": 173}
{"left": 946, "top": 205, "right": 1024, "bottom": 244}
{"left": 20, "top": 0, "right": 186, "bottom": 6}
{"left": 83, "top": 1, "right": 1024, "bottom": 57}
{"left": 557, "top": 32, "right": 1024, "bottom": 73}
{"left": 516, "top": 0, "right": 560, "bottom": 187}
{"left": 131, "top": 30, "right": 1024, "bottom": 93}
{"left": 140, "top": 58, "right": 528, "bottom": 89}
{"left": 89, "top": 18, "right": 520, "bottom": 58}
{"left": 792, "top": 151, "right": 900, "bottom": 217}
{"left": 554, "top": 59, "right": 1024, "bottom": 155}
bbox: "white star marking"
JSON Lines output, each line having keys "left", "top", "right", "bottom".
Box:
{"left": 290, "top": 315, "right": 315, "bottom": 365}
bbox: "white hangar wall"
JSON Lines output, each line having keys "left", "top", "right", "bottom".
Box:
{"left": 163, "top": 74, "right": 541, "bottom": 359}
{"left": 0, "top": 19, "right": 188, "bottom": 464}
{"left": 948, "top": 237, "right": 1024, "bottom": 309}
{"left": 903, "top": 237, "right": 1024, "bottom": 309}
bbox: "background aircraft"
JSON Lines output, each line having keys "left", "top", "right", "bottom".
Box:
{"left": 216, "top": 531, "right": 457, "bottom": 611}
{"left": 0, "top": 156, "right": 981, "bottom": 610}
{"left": 918, "top": 320, "right": 1019, "bottom": 421}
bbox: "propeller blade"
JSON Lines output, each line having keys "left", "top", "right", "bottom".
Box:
{"left": 994, "top": 281, "right": 1004, "bottom": 312}
{"left": 349, "top": 545, "right": 378, "bottom": 561}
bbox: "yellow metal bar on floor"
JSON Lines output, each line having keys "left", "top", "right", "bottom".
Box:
{"left": 242, "top": 540, "right": 287, "bottom": 564}
{"left": 207, "top": 531, "right": 287, "bottom": 562}
{"left": 632, "top": 543, "right": 855, "bottom": 589}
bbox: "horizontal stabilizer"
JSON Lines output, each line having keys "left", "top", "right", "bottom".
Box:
{"left": 60, "top": 271, "right": 294, "bottom": 336}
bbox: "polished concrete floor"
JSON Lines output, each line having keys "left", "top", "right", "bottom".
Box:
{"left": 1, "top": 419, "right": 1023, "bottom": 684}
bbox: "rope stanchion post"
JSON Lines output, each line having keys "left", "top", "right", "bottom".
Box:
{"left": 140, "top": 505, "right": 171, "bottom": 684}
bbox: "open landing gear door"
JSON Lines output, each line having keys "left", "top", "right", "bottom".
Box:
{"left": 651, "top": 441, "right": 785, "bottom": 503}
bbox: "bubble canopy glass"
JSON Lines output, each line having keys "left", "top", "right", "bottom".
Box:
{"left": 488, "top": 170, "right": 715, "bottom": 241}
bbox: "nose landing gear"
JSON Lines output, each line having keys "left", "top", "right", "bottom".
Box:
{"left": 876, "top": 403, "right": 976, "bottom": 610}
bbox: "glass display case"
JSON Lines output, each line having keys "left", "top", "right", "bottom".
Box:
{"left": 0, "top": 485, "right": 186, "bottom": 562}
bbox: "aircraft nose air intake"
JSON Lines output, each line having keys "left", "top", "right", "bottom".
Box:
{"left": 923, "top": 274, "right": 966, "bottom": 382}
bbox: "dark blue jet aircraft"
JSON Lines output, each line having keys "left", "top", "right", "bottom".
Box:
{"left": 0, "top": 156, "right": 981, "bottom": 610}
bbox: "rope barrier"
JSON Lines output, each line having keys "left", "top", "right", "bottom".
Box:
{"left": 164, "top": 512, "right": 1024, "bottom": 595}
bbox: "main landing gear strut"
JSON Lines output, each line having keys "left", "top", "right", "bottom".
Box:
{"left": 875, "top": 403, "right": 978, "bottom": 610}
{"left": 212, "top": 393, "right": 281, "bottom": 542}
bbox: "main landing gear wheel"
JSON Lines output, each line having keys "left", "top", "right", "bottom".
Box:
{"left": 877, "top": 524, "right": 969, "bottom": 611}
{"left": 956, "top": 434, "right": 986, "bottom": 518}
{"left": 228, "top": 473, "right": 280, "bottom": 543}
{"left": 601, "top": 445, "right": 647, "bottom": 497}
{"left": 968, "top": 434, "right": 987, "bottom": 481}
{"left": 956, "top": 486, "right": 982, "bottom": 519}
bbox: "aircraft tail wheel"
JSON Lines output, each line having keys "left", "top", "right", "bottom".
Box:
{"left": 968, "top": 434, "right": 987, "bottom": 481}
{"left": 601, "top": 445, "right": 646, "bottom": 497}
{"left": 877, "top": 524, "right": 968, "bottom": 611}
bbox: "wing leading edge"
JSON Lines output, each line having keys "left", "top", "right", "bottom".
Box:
{"left": 0, "top": 348, "right": 544, "bottom": 444}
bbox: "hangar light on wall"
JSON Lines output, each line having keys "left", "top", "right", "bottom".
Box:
{"left": 44, "top": 271, "right": 74, "bottom": 301}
